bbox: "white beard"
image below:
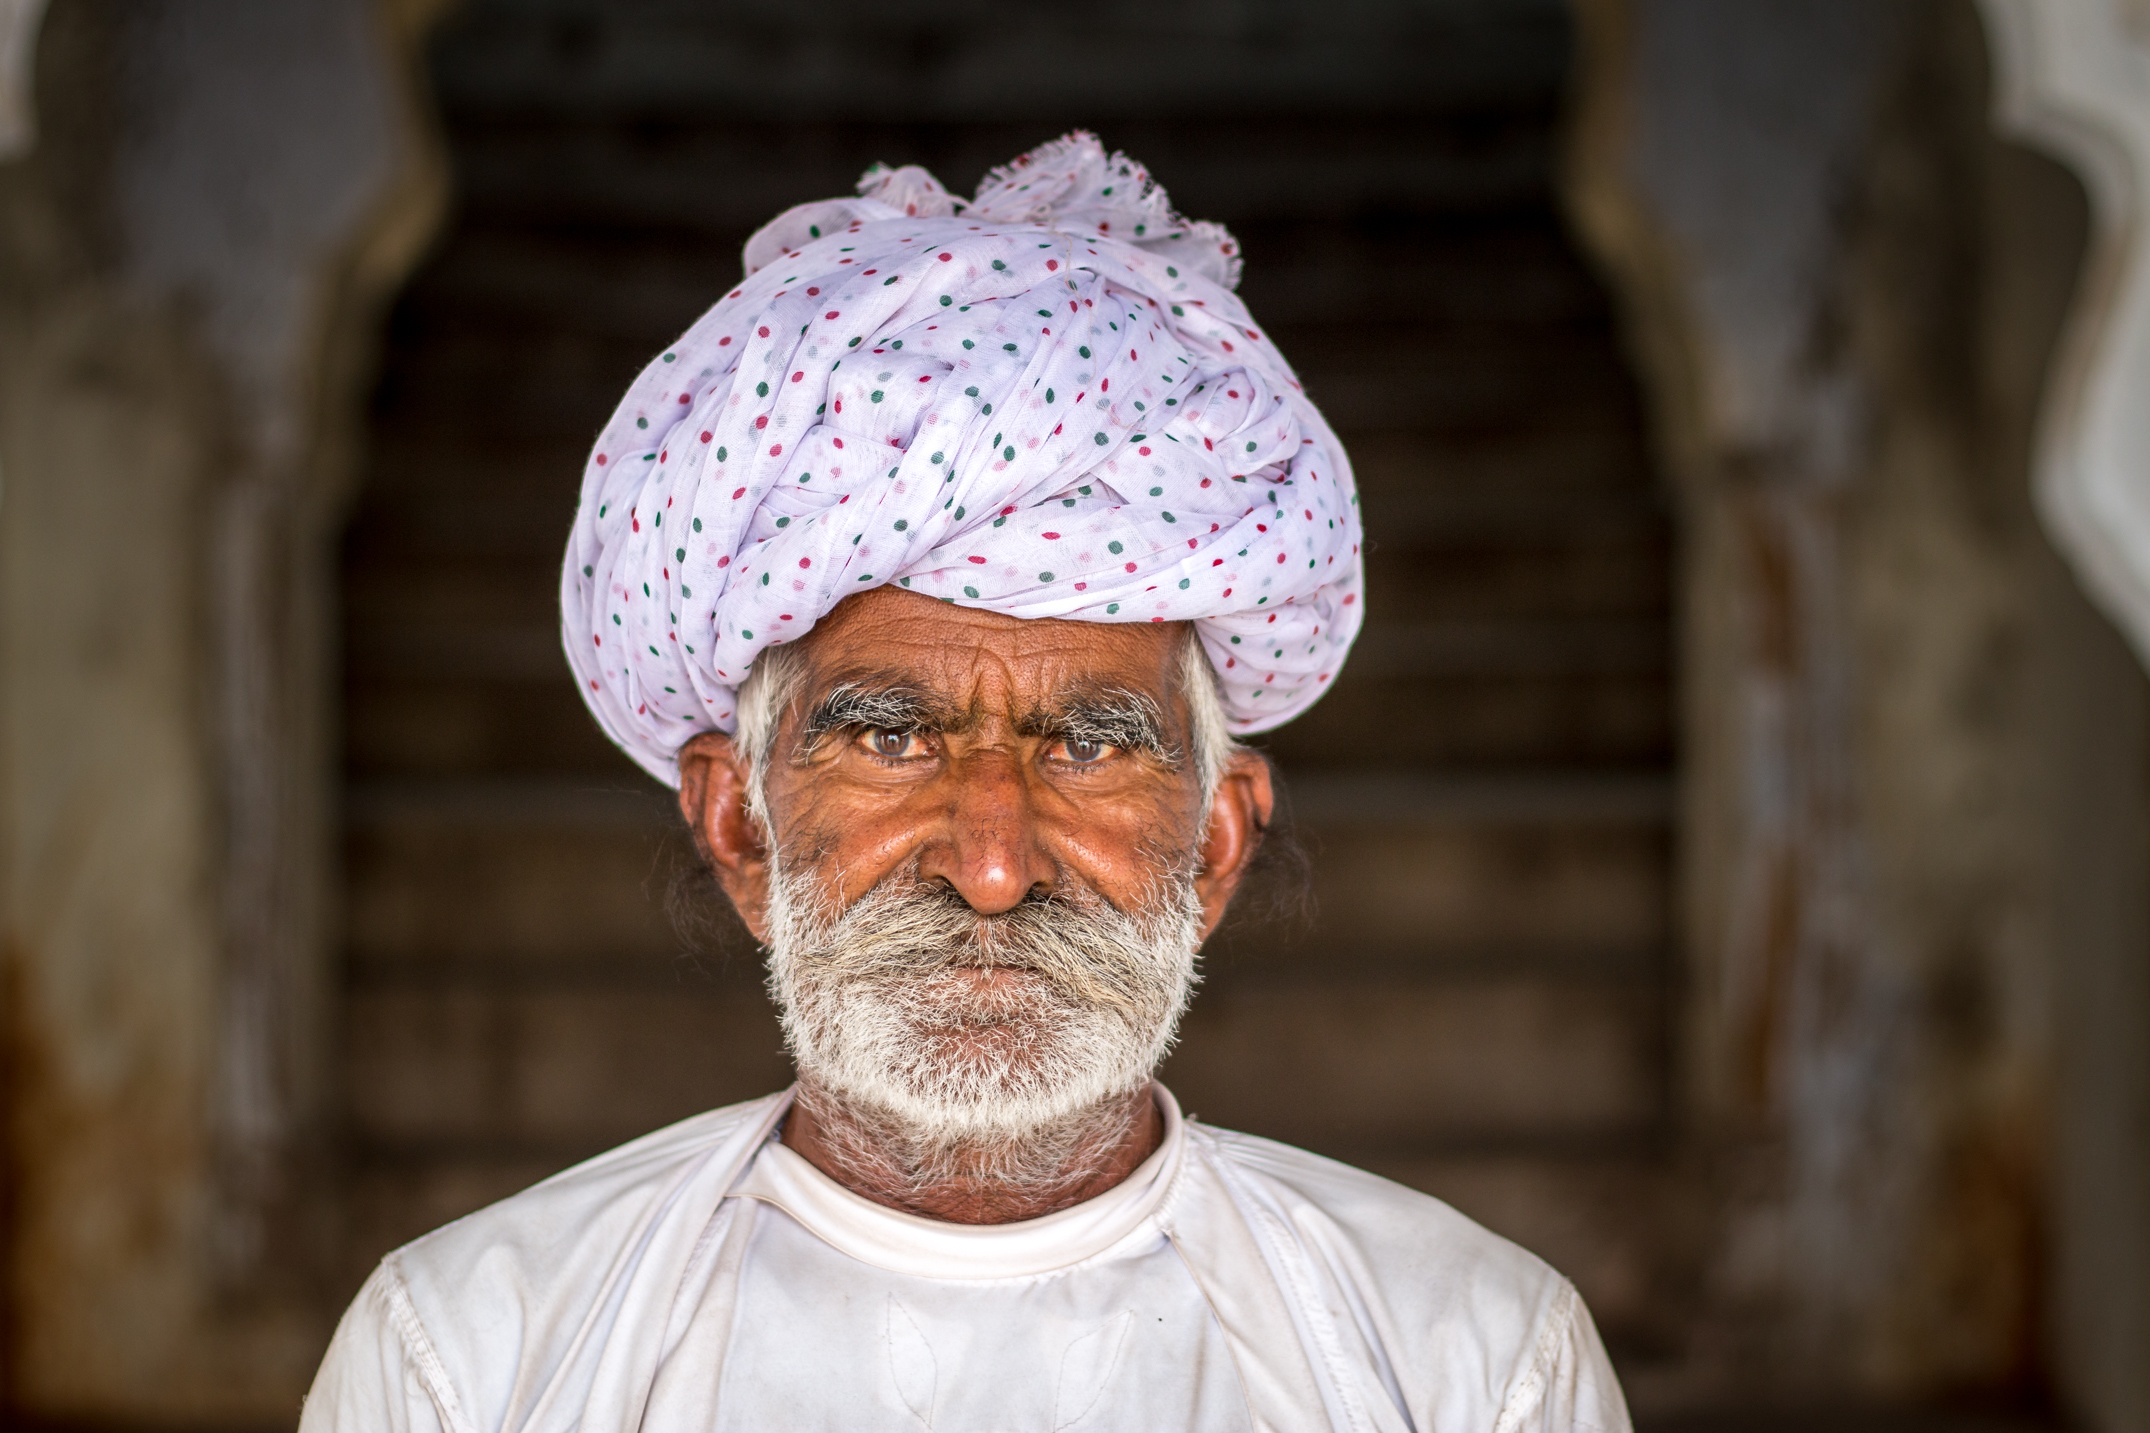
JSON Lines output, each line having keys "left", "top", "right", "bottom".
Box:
{"left": 763, "top": 856, "right": 1204, "bottom": 1156}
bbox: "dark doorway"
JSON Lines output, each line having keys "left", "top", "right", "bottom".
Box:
{"left": 339, "top": 0, "right": 1677, "bottom": 1365}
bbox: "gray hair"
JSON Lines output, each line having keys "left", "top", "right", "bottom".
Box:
{"left": 732, "top": 628, "right": 1234, "bottom": 828}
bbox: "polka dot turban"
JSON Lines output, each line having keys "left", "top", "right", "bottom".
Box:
{"left": 562, "top": 131, "right": 1364, "bottom": 786}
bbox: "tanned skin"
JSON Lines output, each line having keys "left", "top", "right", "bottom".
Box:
{"left": 675, "top": 585, "right": 1274, "bottom": 1224}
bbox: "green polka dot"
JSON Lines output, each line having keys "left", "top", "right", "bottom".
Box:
{"left": 894, "top": 519, "right": 907, "bottom": 530}
{"left": 871, "top": 390, "right": 885, "bottom": 403}
{"left": 1109, "top": 540, "right": 1124, "bottom": 554}
{"left": 636, "top": 417, "right": 647, "bottom": 429}
{"left": 964, "top": 585, "right": 980, "bottom": 598}
{"left": 756, "top": 382, "right": 769, "bottom": 397}
{"left": 1038, "top": 571, "right": 1054, "bottom": 582}
{"left": 1094, "top": 433, "right": 1109, "bottom": 445}
{"left": 1179, "top": 578, "right": 1191, "bottom": 589}
{"left": 1106, "top": 603, "right": 1120, "bottom": 614}
{"left": 1079, "top": 346, "right": 1091, "bottom": 359}
{"left": 940, "top": 295, "right": 952, "bottom": 306}
{"left": 692, "top": 518, "right": 702, "bottom": 532}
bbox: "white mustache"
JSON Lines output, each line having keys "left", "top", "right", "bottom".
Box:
{"left": 763, "top": 858, "right": 1204, "bottom": 1153}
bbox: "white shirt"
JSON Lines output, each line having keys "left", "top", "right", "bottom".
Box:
{"left": 302, "top": 1087, "right": 1629, "bottom": 1433}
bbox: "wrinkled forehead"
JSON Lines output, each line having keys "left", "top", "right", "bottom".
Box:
{"left": 790, "top": 586, "right": 1189, "bottom": 721}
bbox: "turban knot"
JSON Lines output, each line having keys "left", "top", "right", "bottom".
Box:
{"left": 562, "top": 132, "right": 1364, "bottom": 785}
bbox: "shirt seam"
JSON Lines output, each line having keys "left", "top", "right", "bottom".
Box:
{"left": 381, "top": 1256, "right": 479, "bottom": 1433}
{"left": 1491, "top": 1278, "right": 1577, "bottom": 1433}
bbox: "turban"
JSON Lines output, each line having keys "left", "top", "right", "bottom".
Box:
{"left": 562, "top": 132, "right": 1364, "bottom": 785}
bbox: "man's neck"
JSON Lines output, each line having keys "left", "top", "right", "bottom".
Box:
{"left": 781, "top": 1083, "right": 1163, "bottom": 1224}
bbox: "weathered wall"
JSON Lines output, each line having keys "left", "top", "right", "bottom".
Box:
{"left": 0, "top": 0, "right": 440, "bottom": 1421}
{"left": 1571, "top": 0, "right": 2147, "bottom": 1419}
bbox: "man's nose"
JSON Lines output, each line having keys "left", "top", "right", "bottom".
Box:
{"left": 918, "top": 747, "right": 1054, "bottom": 915}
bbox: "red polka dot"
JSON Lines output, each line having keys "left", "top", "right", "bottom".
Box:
{"left": 968, "top": 556, "right": 986, "bottom": 564}
{"left": 700, "top": 431, "right": 712, "bottom": 442}
{"left": 732, "top": 488, "right": 745, "bottom": 499}
{"left": 798, "top": 558, "right": 811, "bottom": 568}
{"left": 756, "top": 416, "right": 768, "bottom": 429}
{"left": 825, "top": 311, "right": 840, "bottom": 320}
{"left": 1046, "top": 259, "right": 1058, "bottom": 270}
{"left": 717, "top": 555, "right": 731, "bottom": 567}
{"left": 1042, "top": 532, "right": 1060, "bottom": 540}
{"left": 938, "top": 252, "right": 953, "bottom": 261}
{"left": 770, "top": 444, "right": 783, "bottom": 456}
{"left": 758, "top": 326, "right": 770, "bottom": 337}
{"left": 595, "top": 454, "right": 607, "bottom": 465}
{"left": 791, "top": 371, "right": 804, "bottom": 383}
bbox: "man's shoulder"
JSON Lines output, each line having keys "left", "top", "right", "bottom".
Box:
{"left": 1188, "top": 1120, "right": 1568, "bottom": 1326}
{"left": 383, "top": 1091, "right": 786, "bottom": 1336}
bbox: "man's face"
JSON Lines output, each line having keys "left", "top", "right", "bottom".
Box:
{"left": 676, "top": 586, "right": 1274, "bottom": 1144}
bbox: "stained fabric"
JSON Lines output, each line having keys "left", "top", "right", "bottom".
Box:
{"left": 560, "top": 132, "right": 1364, "bottom": 786}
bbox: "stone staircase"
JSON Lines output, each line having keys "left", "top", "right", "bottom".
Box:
{"left": 338, "top": 0, "right": 1680, "bottom": 1363}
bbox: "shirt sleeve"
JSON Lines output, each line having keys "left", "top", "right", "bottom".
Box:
{"left": 1493, "top": 1281, "right": 1632, "bottom": 1433}
{"left": 299, "top": 1262, "right": 465, "bottom": 1433}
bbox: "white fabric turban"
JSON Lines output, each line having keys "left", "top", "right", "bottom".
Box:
{"left": 562, "top": 132, "right": 1364, "bottom": 786}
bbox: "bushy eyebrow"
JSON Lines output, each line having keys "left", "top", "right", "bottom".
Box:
{"left": 1020, "top": 689, "right": 1178, "bottom": 766}
{"left": 796, "top": 675, "right": 1178, "bottom": 766}
{"left": 797, "top": 680, "right": 951, "bottom": 754}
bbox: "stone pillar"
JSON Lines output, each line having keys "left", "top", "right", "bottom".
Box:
{"left": 1569, "top": 0, "right": 2141, "bottom": 1415}
{"left": 0, "top": 0, "right": 442, "bottom": 1420}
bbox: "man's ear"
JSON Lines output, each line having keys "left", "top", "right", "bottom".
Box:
{"left": 1191, "top": 748, "right": 1275, "bottom": 942}
{"left": 675, "top": 731, "right": 773, "bottom": 943}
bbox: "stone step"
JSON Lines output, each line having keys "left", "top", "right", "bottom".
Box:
{"left": 344, "top": 773, "right": 1671, "bottom": 973}
{"left": 344, "top": 968, "right": 1659, "bottom": 1156}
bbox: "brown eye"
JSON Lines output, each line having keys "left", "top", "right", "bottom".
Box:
{"left": 867, "top": 728, "right": 913, "bottom": 758}
{"left": 1061, "top": 738, "right": 1110, "bottom": 764}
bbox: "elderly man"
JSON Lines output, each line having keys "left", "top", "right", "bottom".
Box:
{"left": 304, "top": 134, "right": 1629, "bottom": 1433}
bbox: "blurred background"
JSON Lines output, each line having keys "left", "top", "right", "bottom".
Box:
{"left": 3, "top": 0, "right": 2147, "bottom": 1429}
